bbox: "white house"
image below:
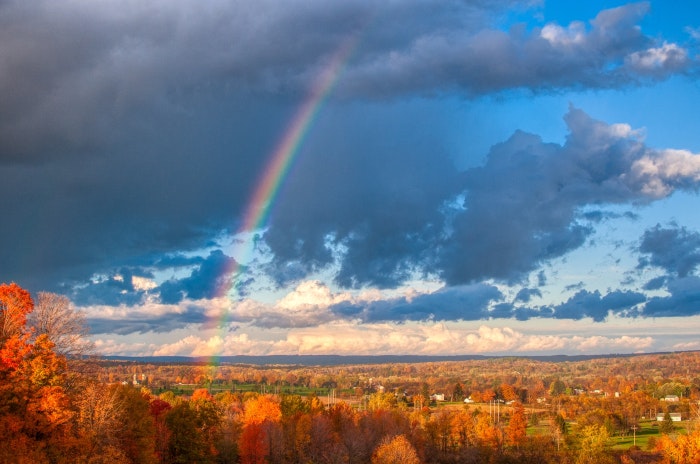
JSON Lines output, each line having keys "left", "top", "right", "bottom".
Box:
{"left": 657, "top": 413, "right": 682, "bottom": 422}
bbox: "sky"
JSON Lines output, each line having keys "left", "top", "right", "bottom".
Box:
{"left": 2, "top": 0, "right": 700, "bottom": 357}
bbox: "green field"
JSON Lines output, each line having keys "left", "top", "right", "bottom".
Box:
{"left": 154, "top": 382, "right": 344, "bottom": 398}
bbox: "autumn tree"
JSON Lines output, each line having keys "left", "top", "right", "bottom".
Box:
{"left": 425, "top": 409, "right": 453, "bottom": 454}
{"left": 474, "top": 410, "right": 502, "bottom": 450}
{"left": 368, "top": 392, "right": 398, "bottom": 411}
{"left": 655, "top": 428, "right": 700, "bottom": 463}
{"left": 660, "top": 411, "right": 675, "bottom": 434}
{"left": 372, "top": 434, "right": 420, "bottom": 464}
{"left": 549, "top": 379, "right": 567, "bottom": 397}
{"left": 505, "top": 401, "right": 527, "bottom": 448}
{"left": 308, "top": 413, "right": 348, "bottom": 464}
{"left": 0, "top": 284, "right": 81, "bottom": 463}
{"left": 551, "top": 413, "right": 568, "bottom": 453}
{"left": 452, "top": 382, "right": 464, "bottom": 401}
{"left": 576, "top": 424, "right": 613, "bottom": 464}
{"left": 0, "top": 282, "right": 33, "bottom": 343}
{"left": 450, "top": 408, "right": 476, "bottom": 449}
{"left": 75, "top": 381, "right": 126, "bottom": 461}
{"left": 243, "top": 394, "right": 282, "bottom": 425}
{"left": 28, "top": 292, "right": 94, "bottom": 358}
{"left": 500, "top": 383, "right": 518, "bottom": 402}
{"left": 112, "top": 385, "right": 157, "bottom": 464}
{"left": 328, "top": 402, "right": 369, "bottom": 464}
{"left": 239, "top": 422, "right": 269, "bottom": 464}
{"left": 239, "top": 395, "right": 282, "bottom": 464}
{"left": 149, "top": 397, "right": 173, "bottom": 463}
{"left": 166, "top": 402, "right": 214, "bottom": 463}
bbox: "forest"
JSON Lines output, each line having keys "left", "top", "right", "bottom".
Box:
{"left": 2, "top": 282, "right": 700, "bottom": 464}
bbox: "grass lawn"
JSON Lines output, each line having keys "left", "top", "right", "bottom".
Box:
{"left": 156, "top": 382, "right": 341, "bottom": 397}
{"left": 610, "top": 422, "right": 656, "bottom": 450}
{"left": 609, "top": 420, "right": 693, "bottom": 450}
{"left": 525, "top": 418, "right": 689, "bottom": 451}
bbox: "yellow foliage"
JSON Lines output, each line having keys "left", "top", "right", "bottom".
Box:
{"left": 244, "top": 394, "right": 282, "bottom": 425}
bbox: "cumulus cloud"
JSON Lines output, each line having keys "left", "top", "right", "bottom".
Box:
{"left": 342, "top": 2, "right": 694, "bottom": 97}
{"left": 136, "top": 322, "right": 655, "bottom": 356}
{"left": 468, "top": 106, "right": 700, "bottom": 275}
{"left": 515, "top": 288, "right": 542, "bottom": 302}
{"left": 331, "top": 283, "right": 503, "bottom": 322}
{"left": 0, "top": 0, "right": 695, "bottom": 300}
{"left": 264, "top": 104, "right": 700, "bottom": 298}
{"left": 553, "top": 289, "right": 646, "bottom": 322}
{"left": 158, "top": 250, "right": 237, "bottom": 303}
{"left": 84, "top": 300, "right": 213, "bottom": 335}
{"left": 291, "top": 106, "right": 700, "bottom": 289}
{"left": 625, "top": 42, "right": 689, "bottom": 76}
{"left": 638, "top": 224, "right": 700, "bottom": 277}
{"left": 642, "top": 276, "right": 700, "bottom": 317}
{"left": 627, "top": 149, "right": 700, "bottom": 198}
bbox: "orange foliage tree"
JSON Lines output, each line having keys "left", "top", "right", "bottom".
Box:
{"left": 372, "top": 434, "right": 420, "bottom": 464}
{"left": 655, "top": 429, "right": 700, "bottom": 464}
{"left": 505, "top": 402, "right": 527, "bottom": 448}
{"left": 0, "top": 283, "right": 33, "bottom": 342}
{"left": 239, "top": 395, "right": 282, "bottom": 464}
{"left": 0, "top": 283, "right": 79, "bottom": 463}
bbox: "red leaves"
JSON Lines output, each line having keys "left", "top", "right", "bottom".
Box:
{"left": 243, "top": 395, "right": 282, "bottom": 426}
{"left": 0, "top": 283, "right": 34, "bottom": 342}
{"left": 0, "top": 334, "right": 31, "bottom": 371}
{"left": 0, "top": 283, "right": 34, "bottom": 372}
{"left": 150, "top": 398, "right": 173, "bottom": 419}
{"left": 239, "top": 422, "right": 269, "bottom": 464}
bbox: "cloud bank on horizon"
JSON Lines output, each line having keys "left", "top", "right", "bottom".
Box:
{"left": 2, "top": 0, "right": 700, "bottom": 356}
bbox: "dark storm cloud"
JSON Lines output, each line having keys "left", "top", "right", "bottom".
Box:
{"left": 0, "top": 0, "right": 696, "bottom": 305}
{"left": 264, "top": 131, "right": 461, "bottom": 288}
{"left": 553, "top": 289, "right": 646, "bottom": 321}
{"left": 641, "top": 276, "right": 700, "bottom": 317}
{"left": 514, "top": 304, "right": 554, "bottom": 321}
{"left": 87, "top": 303, "right": 208, "bottom": 335}
{"left": 0, "top": 0, "right": 689, "bottom": 161}
{"left": 515, "top": 287, "right": 542, "bottom": 302}
{"left": 266, "top": 106, "right": 700, "bottom": 294}
{"left": 342, "top": 2, "right": 694, "bottom": 98}
{"left": 0, "top": 0, "right": 542, "bottom": 163}
{"left": 69, "top": 269, "right": 152, "bottom": 307}
{"left": 643, "top": 276, "right": 667, "bottom": 290}
{"left": 433, "top": 107, "right": 700, "bottom": 285}
{"left": 638, "top": 224, "right": 700, "bottom": 277}
{"left": 158, "top": 250, "right": 236, "bottom": 304}
{"left": 330, "top": 283, "right": 502, "bottom": 323}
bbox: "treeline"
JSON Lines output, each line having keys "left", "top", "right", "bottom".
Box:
{"left": 3, "top": 282, "right": 700, "bottom": 463}
{"left": 98, "top": 351, "right": 700, "bottom": 409}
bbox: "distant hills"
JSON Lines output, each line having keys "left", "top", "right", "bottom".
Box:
{"left": 99, "top": 352, "right": 668, "bottom": 366}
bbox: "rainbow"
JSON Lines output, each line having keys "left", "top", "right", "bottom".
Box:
{"left": 209, "top": 34, "right": 361, "bottom": 353}
{"left": 243, "top": 37, "right": 356, "bottom": 235}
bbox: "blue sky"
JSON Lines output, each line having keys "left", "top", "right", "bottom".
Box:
{"left": 2, "top": 0, "right": 700, "bottom": 356}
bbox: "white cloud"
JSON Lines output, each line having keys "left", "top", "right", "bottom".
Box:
{"left": 625, "top": 42, "right": 689, "bottom": 75}
{"left": 277, "top": 280, "right": 353, "bottom": 310}
{"left": 93, "top": 338, "right": 150, "bottom": 356}
{"left": 629, "top": 148, "right": 700, "bottom": 198}
{"left": 573, "top": 334, "right": 653, "bottom": 352}
{"left": 540, "top": 22, "right": 586, "bottom": 46}
{"left": 673, "top": 341, "right": 700, "bottom": 351}
{"left": 686, "top": 27, "right": 700, "bottom": 40}
{"left": 132, "top": 275, "right": 158, "bottom": 291}
{"left": 132, "top": 322, "right": 657, "bottom": 356}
